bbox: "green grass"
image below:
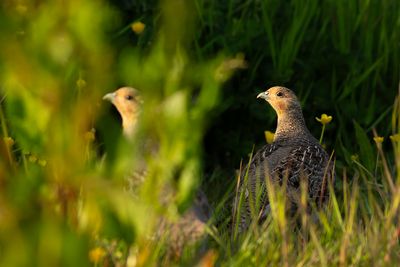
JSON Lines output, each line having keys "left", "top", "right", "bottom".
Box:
{"left": 0, "top": 0, "right": 399, "bottom": 266}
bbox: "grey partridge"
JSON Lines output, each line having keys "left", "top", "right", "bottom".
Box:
{"left": 103, "top": 87, "right": 210, "bottom": 257}
{"left": 236, "top": 86, "right": 335, "bottom": 230}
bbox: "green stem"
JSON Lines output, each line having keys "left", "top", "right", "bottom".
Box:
{"left": 0, "top": 102, "right": 9, "bottom": 137}
{"left": 319, "top": 124, "right": 326, "bottom": 144}
{"left": 0, "top": 102, "right": 14, "bottom": 168}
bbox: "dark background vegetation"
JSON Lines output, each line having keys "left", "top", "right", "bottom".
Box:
{"left": 107, "top": 0, "right": 399, "bottom": 186}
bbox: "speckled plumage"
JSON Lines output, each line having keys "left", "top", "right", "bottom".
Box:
{"left": 236, "top": 86, "right": 334, "bottom": 230}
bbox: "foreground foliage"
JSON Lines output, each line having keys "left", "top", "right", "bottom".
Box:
{"left": 0, "top": 0, "right": 399, "bottom": 266}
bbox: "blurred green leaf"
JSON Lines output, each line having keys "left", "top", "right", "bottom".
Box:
{"left": 353, "top": 121, "right": 374, "bottom": 171}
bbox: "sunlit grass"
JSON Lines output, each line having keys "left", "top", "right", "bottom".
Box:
{"left": 224, "top": 126, "right": 400, "bottom": 266}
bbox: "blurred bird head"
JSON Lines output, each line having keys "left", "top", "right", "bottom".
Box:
{"left": 257, "top": 86, "right": 301, "bottom": 116}
{"left": 103, "top": 86, "right": 142, "bottom": 137}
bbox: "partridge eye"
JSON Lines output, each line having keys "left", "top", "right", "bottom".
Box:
{"left": 276, "top": 91, "right": 284, "bottom": 97}
{"left": 125, "top": 95, "right": 134, "bottom": 100}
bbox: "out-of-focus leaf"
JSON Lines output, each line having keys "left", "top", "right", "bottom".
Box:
{"left": 353, "top": 121, "right": 374, "bottom": 171}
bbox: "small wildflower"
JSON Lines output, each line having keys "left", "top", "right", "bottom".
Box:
{"left": 316, "top": 114, "right": 333, "bottom": 125}
{"left": 3, "top": 137, "right": 15, "bottom": 147}
{"left": 317, "top": 114, "right": 332, "bottom": 143}
{"left": 214, "top": 54, "right": 247, "bottom": 82}
{"left": 131, "top": 21, "right": 145, "bottom": 34}
{"left": 76, "top": 78, "right": 86, "bottom": 89}
{"left": 84, "top": 128, "right": 96, "bottom": 142}
{"left": 390, "top": 134, "right": 400, "bottom": 142}
{"left": 28, "top": 154, "right": 38, "bottom": 163}
{"left": 38, "top": 159, "right": 47, "bottom": 167}
{"left": 89, "top": 247, "right": 106, "bottom": 264}
{"left": 264, "top": 130, "right": 275, "bottom": 144}
{"left": 373, "top": 136, "right": 384, "bottom": 144}
{"left": 351, "top": 154, "right": 359, "bottom": 161}
{"left": 16, "top": 4, "right": 28, "bottom": 14}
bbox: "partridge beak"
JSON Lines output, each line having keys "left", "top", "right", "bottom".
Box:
{"left": 257, "top": 91, "right": 269, "bottom": 100}
{"left": 103, "top": 92, "right": 116, "bottom": 102}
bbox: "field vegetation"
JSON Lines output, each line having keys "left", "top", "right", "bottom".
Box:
{"left": 0, "top": 0, "right": 399, "bottom": 266}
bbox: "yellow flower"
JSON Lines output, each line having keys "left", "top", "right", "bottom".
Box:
{"left": 84, "top": 128, "right": 96, "bottom": 142}
{"left": 131, "top": 21, "right": 145, "bottom": 34}
{"left": 28, "top": 154, "right": 38, "bottom": 163}
{"left": 38, "top": 159, "right": 47, "bottom": 167}
{"left": 3, "top": 137, "right": 15, "bottom": 147}
{"left": 89, "top": 247, "right": 105, "bottom": 264}
{"left": 76, "top": 78, "right": 86, "bottom": 88}
{"left": 390, "top": 134, "right": 400, "bottom": 142}
{"left": 350, "top": 154, "right": 359, "bottom": 161}
{"left": 214, "top": 54, "right": 247, "bottom": 82}
{"left": 16, "top": 4, "right": 28, "bottom": 14}
{"left": 316, "top": 114, "right": 333, "bottom": 125}
{"left": 373, "top": 136, "right": 384, "bottom": 144}
{"left": 264, "top": 130, "right": 275, "bottom": 144}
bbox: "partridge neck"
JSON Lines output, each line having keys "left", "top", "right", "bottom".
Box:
{"left": 274, "top": 109, "right": 311, "bottom": 140}
{"left": 122, "top": 117, "right": 137, "bottom": 139}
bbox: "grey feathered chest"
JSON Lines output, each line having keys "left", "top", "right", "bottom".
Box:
{"left": 238, "top": 136, "right": 334, "bottom": 229}
{"left": 250, "top": 137, "right": 330, "bottom": 195}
